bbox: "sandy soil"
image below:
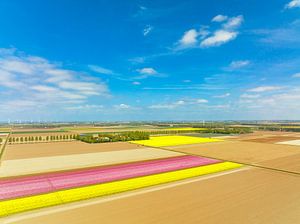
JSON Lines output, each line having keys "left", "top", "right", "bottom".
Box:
{"left": 242, "top": 136, "right": 300, "bottom": 144}
{"left": 231, "top": 131, "right": 300, "bottom": 141}
{"left": 277, "top": 140, "right": 300, "bottom": 146}
{"left": 0, "top": 148, "right": 183, "bottom": 178}
{"left": 2, "top": 142, "right": 144, "bottom": 160}
{"left": 166, "top": 141, "right": 300, "bottom": 173}
{"left": 259, "top": 154, "right": 300, "bottom": 174}
{"left": 6, "top": 167, "right": 300, "bottom": 224}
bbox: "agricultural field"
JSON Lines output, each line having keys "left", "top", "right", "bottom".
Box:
{"left": 2, "top": 141, "right": 144, "bottom": 160}
{"left": 130, "top": 135, "right": 222, "bottom": 147}
{"left": 9, "top": 168, "right": 300, "bottom": 224}
{"left": 0, "top": 130, "right": 300, "bottom": 223}
{"left": 277, "top": 139, "right": 300, "bottom": 146}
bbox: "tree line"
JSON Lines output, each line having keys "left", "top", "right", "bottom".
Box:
{"left": 8, "top": 134, "right": 79, "bottom": 143}
{"left": 77, "top": 131, "right": 149, "bottom": 143}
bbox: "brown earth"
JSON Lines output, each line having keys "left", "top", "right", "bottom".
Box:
{"left": 166, "top": 141, "right": 300, "bottom": 173}
{"left": 231, "top": 131, "right": 300, "bottom": 141}
{"left": 6, "top": 168, "right": 300, "bottom": 224}
{"left": 2, "top": 141, "right": 144, "bottom": 160}
{"left": 259, "top": 153, "right": 300, "bottom": 174}
{"left": 241, "top": 136, "right": 300, "bottom": 144}
{"left": 0, "top": 148, "right": 182, "bottom": 178}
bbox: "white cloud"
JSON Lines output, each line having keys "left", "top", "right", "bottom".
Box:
{"left": 214, "top": 93, "right": 231, "bottom": 98}
{"left": 148, "top": 104, "right": 175, "bottom": 109}
{"left": 285, "top": 0, "right": 300, "bottom": 9}
{"left": 88, "top": 65, "right": 114, "bottom": 75}
{"left": 132, "top": 81, "right": 141, "bottom": 85}
{"left": 114, "top": 104, "right": 133, "bottom": 110}
{"left": 179, "top": 29, "right": 198, "bottom": 46}
{"left": 248, "top": 86, "right": 283, "bottom": 92}
{"left": 65, "top": 104, "right": 104, "bottom": 110}
{"left": 292, "top": 72, "right": 300, "bottom": 78}
{"left": 176, "top": 15, "right": 243, "bottom": 50}
{"left": 196, "top": 99, "right": 208, "bottom": 103}
{"left": 223, "top": 15, "right": 244, "bottom": 30}
{"left": 200, "top": 30, "right": 238, "bottom": 47}
{"left": 228, "top": 60, "right": 250, "bottom": 69}
{"left": 137, "top": 67, "right": 157, "bottom": 75}
{"left": 212, "top": 15, "right": 228, "bottom": 22}
{"left": 0, "top": 48, "right": 109, "bottom": 111}
{"left": 143, "top": 25, "right": 153, "bottom": 36}
{"left": 240, "top": 94, "right": 260, "bottom": 99}
{"left": 149, "top": 98, "right": 208, "bottom": 110}
{"left": 135, "top": 67, "right": 164, "bottom": 79}
{"left": 0, "top": 69, "right": 24, "bottom": 88}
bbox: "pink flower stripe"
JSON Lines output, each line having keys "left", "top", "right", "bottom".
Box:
{"left": 0, "top": 155, "right": 219, "bottom": 200}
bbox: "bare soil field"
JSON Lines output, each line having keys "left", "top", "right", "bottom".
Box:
{"left": 242, "top": 136, "right": 300, "bottom": 144}
{"left": 277, "top": 140, "right": 300, "bottom": 146}
{"left": 6, "top": 167, "right": 300, "bottom": 224}
{"left": 259, "top": 153, "right": 300, "bottom": 174}
{"left": 0, "top": 148, "right": 182, "bottom": 178}
{"left": 231, "top": 131, "right": 300, "bottom": 141}
{"left": 166, "top": 141, "right": 300, "bottom": 173}
{"left": 2, "top": 142, "right": 143, "bottom": 160}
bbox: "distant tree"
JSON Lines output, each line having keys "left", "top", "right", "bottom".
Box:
{"left": 24, "top": 137, "right": 28, "bottom": 142}
{"left": 39, "top": 136, "right": 42, "bottom": 141}
{"left": 46, "top": 136, "right": 49, "bottom": 141}
{"left": 16, "top": 137, "right": 19, "bottom": 142}
{"left": 0, "top": 138, "right": 3, "bottom": 143}
{"left": 35, "top": 136, "right": 39, "bottom": 141}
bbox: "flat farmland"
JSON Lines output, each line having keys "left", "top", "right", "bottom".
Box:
{"left": 0, "top": 148, "right": 183, "bottom": 178}
{"left": 242, "top": 136, "right": 300, "bottom": 144}
{"left": 230, "top": 131, "right": 300, "bottom": 141}
{"left": 277, "top": 140, "right": 300, "bottom": 146}
{"left": 166, "top": 140, "right": 300, "bottom": 173}
{"left": 5, "top": 167, "right": 300, "bottom": 224}
{"left": 259, "top": 153, "right": 300, "bottom": 173}
{"left": 2, "top": 142, "right": 144, "bottom": 160}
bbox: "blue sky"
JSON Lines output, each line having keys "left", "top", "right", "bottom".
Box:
{"left": 0, "top": 0, "right": 300, "bottom": 121}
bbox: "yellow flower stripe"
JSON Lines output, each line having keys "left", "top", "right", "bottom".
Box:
{"left": 0, "top": 162, "right": 241, "bottom": 217}
{"left": 130, "top": 135, "right": 222, "bottom": 147}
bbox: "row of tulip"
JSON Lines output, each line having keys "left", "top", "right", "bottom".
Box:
{"left": 0, "top": 161, "right": 242, "bottom": 217}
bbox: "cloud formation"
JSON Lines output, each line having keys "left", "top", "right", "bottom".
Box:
{"left": 0, "top": 48, "right": 109, "bottom": 111}
{"left": 248, "top": 86, "right": 283, "bottom": 92}
{"left": 143, "top": 25, "right": 153, "bottom": 36}
{"left": 285, "top": 0, "right": 300, "bottom": 9}
{"left": 212, "top": 15, "right": 228, "bottom": 22}
{"left": 149, "top": 98, "right": 208, "bottom": 110}
{"left": 178, "top": 15, "right": 244, "bottom": 49}
{"left": 228, "top": 60, "right": 250, "bottom": 69}
{"left": 88, "top": 65, "right": 114, "bottom": 75}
